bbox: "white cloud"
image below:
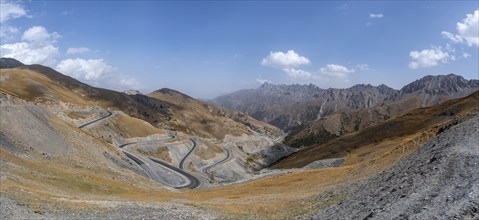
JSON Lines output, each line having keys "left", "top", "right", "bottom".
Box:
{"left": 0, "top": 1, "right": 27, "bottom": 42}
{"left": 0, "top": 26, "right": 18, "bottom": 39}
{"left": 369, "top": 13, "right": 384, "bottom": 18}
{"left": 261, "top": 50, "right": 310, "bottom": 68}
{"left": 457, "top": 9, "right": 479, "bottom": 47}
{"left": 320, "top": 64, "right": 355, "bottom": 76}
{"left": 56, "top": 58, "right": 115, "bottom": 81}
{"left": 1, "top": 42, "right": 59, "bottom": 66}
{"left": 0, "top": 1, "right": 27, "bottom": 23}
{"left": 408, "top": 46, "right": 452, "bottom": 69}
{"left": 256, "top": 78, "right": 272, "bottom": 84}
{"left": 67, "top": 47, "right": 91, "bottom": 55}
{"left": 463, "top": 52, "right": 470, "bottom": 58}
{"left": 21, "top": 26, "right": 61, "bottom": 44}
{"left": 442, "top": 9, "right": 478, "bottom": 47}
{"left": 283, "top": 68, "right": 312, "bottom": 78}
{"left": 0, "top": 26, "right": 60, "bottom": 66}
{"left": 260, "top": 51, "right": 356, "bottom": 83}
{"left": 281, "top": 64, "right": 355, "bottom": 82}
{"left": 55, "top": 58, "right": 139, "bottom": 90}
{"left": 441, "top": 31, "right": 463, "bottom": 43}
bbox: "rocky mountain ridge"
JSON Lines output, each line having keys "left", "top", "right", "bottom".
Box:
{"left": 213, "top": 74, "right": 478, "bottom": 132}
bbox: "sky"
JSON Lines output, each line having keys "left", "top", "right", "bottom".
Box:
{"left": 1, "top": 1, "right": 478, "bottom": 99}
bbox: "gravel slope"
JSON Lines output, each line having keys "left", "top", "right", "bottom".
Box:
{"left": 312, "top": 113, "right": 479, "bottom": 219}
{"left": 0, "top": 196, "right": 217, "bottom": 220}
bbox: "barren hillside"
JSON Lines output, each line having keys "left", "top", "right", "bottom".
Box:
{"left": 0, "top": 61, "right": 282, "bottom": 140}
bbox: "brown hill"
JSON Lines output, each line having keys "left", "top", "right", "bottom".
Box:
{"left": 273, "top": 91, "right": 479, "bottom": 169}
{"left": 0, "top": 61, "right": 281, "bottom": 139}
{"left": 283, "top": 94, "right": 438, "bottom": 148}
{"left": 148, "top": 88, "right": 282, "bottom": 139}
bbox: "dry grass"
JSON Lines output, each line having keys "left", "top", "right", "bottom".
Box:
{"left": 115, "top": 112, "right": 166, "bottom": 137}
{"left": 0, "top": 68, "right": 92, "bottom": 105}
{"left": 67, "top": 111, "right": 88, "bottom": 120}
{"left": 137, "top": 147, "right": 172, "bottom": 163}
{"left": 195, "top": 140, "right": 223, "bottom": 160}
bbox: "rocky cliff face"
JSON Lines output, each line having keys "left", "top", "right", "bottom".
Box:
{"left": 213, "top": 83, "right": 396, "bottom": 131}
{"left": 397, "top": 74, "right": 478, "bottom": 95}
{"left": 213, "top": 74, "right": 478, "bottom": 147}
{"left": 386, "top": 74, "right": 479, "bottom": 107}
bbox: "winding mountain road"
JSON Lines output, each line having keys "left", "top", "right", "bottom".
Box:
{"left": 201, "top": 148, "right": 231, "bottom": 175}
{"left": 150, "top": 157, "right": 200, "bottom": 189}
{"left": 123, "top": 151, "right": 160, "bottom": 180}
{"left": 78, "top": 109, "right": 199, "bottom": 189}
{"left": 178, "top": 138, "right": 197, "bottom": 170}
{"left": 78, "top": 111, "right": 112, "bottom": 128}
{"left": 118, "top": 137, "right": 200, "bottom": 189}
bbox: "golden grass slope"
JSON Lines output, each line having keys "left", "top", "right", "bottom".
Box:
{"left": 0, "top": 68, "right": 93, "bottom": 105}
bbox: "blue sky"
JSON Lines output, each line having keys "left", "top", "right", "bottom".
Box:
{"left": 1, "top": 1, "right": 478, "bottom": 98}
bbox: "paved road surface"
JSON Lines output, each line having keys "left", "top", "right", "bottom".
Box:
{"left": 78, "top": 111, "right": 112, "bottom": 128}
{"left": 178, "top": 138, "right": 197, "bottom": 170}
{"left": 118, "top": 135, "right": 175, "bottom": 148}
{"left": 150, "top": 157, "right": 200, "bottom": 189}
{"left": 201, "top": 148, "right": 231, "bottom": 175}
{"left": 123, "top": 151, "right": 160, "bottom": 180}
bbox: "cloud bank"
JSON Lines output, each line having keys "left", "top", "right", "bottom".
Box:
{"left": 441, "top": 9, "right": 478, "bottom": 47}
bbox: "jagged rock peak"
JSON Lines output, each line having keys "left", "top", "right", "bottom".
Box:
{"left": 400, "top": 74, "right": 479, "bottom": 95}
{"left": 124, "top": 89, "right": 142, "bottom": 95}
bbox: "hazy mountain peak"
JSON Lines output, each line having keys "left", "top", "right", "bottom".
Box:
{"left": 151, "top": 88, "right": 193, "bottom": 99}
{"left": 0, "top": 57, "right": 24, "bottom": 68}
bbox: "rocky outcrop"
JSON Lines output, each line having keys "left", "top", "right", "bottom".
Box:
{"left": 213, "top": 83, "right": 396, "bottom": 131}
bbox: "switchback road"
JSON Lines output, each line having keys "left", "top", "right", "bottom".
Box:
{"left": 123, "top": 151, "right": 159, "bottom": 180}
{"left": 178, "top": 138, "right": 197, "bottom": 170}
{"left": 78, "top": 111, "right": 112, "bottom": 128}
{"left": 201, "top": 148, "right": 231, "bottom": 175}
{"left": 150, "top": 157, "right": 200, "bottom": 189}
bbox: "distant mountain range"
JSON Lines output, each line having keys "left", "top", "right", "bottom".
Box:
{"left": 213, "top": 74, "right": 478, "bottom": 147}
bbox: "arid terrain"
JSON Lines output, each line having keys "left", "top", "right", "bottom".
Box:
{"left": 1, "top": 58, "right": 478, "bottom": 219}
